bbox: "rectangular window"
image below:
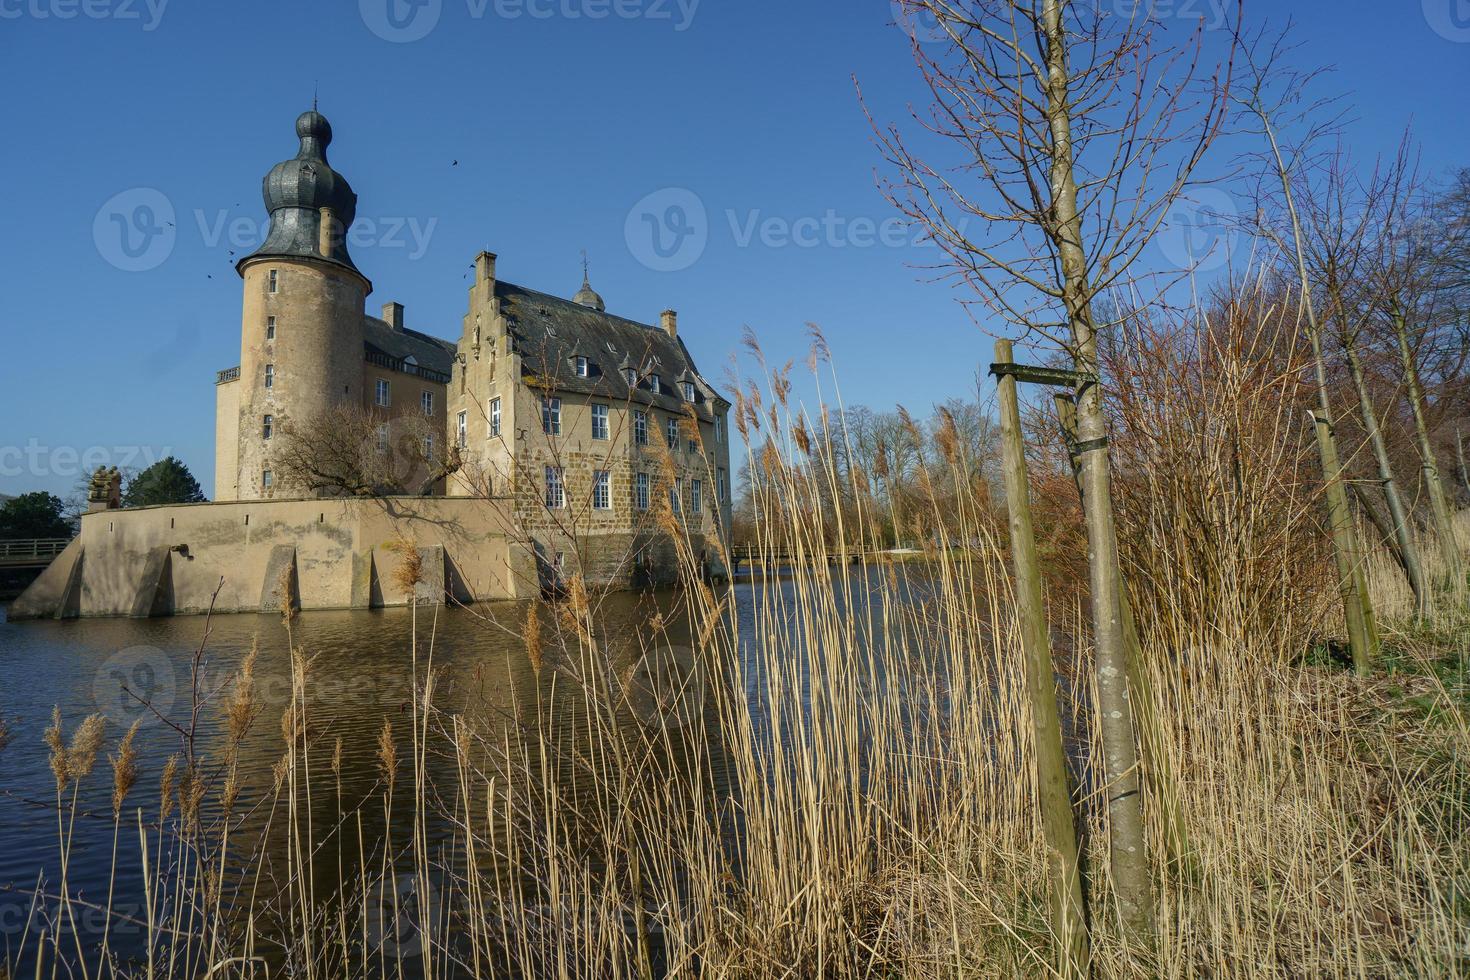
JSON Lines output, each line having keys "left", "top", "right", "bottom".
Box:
{"left": 456, "top": 411, "right": 467, "bottom": 448}
{"left": 262, "top": 469, "right": 273, "bottom": 490}
{"left": 634, "top": 410, "right": 648, "bottom": 446}
{"left": 377, "top": 424, "right": 389, "bottom": 453}
{"left": 424, "top": 434, "right": 434, "bottom": 457}
{"left": 593, "top": 470, "right": 611, "bottom": 510}
{"left": 623, "top": 367, "right": 638, "bottom": 387}
{"left": 262, "top": 414, "right": 273, "bottom": 439}
{"left": 669, "top": 481, "right": 681, "bottom": 514}
{"left": 490, "top": 397, "right": 501, "bottom": 437}
{"left": 681, "top": 381, "right": 695, "bottom": 402}
{"left": 591, "top": 403, "right": 609, "bottom": 440}
{"left": 574, "top": 355, "right": 589, "bottom": 377}
{"left": 650, "top": 375, "right": 662, "bottom": 395}
{"left": 542, "top": 396, "right": 561, "bottom": 435}
{"left": 635, "top": 471, "right": 650, "bottom": 510}
{"left": 718, "top": 467, "right": 727, "bottom": 504}
{"left": 688, "top": 434, "right": 698, "bottom": 455}
{"left": 715, "top": 415, "right": 724, "bottom": 443}
{"left": 266, "top": 315, "right": 276, "bottom": 340}
{"left": 666, "top": 417, "right": 678, "bottom": 450}
{"left": 375, "top": 378, "right": 391, "bottom": 407}
{"left": 267, "top": 269, "right": 278, "bottom": 293}
{"left": 544, "top": 465, "right": 565, "bottom": 509}
{"left": 264, "top": 364, "right": 274, "bottom": 389}
{"left": 421, "top": 391, "right": 434, "bottom": 416}
{"left": 690, "top": 479, "right": 702, "bottom": 514}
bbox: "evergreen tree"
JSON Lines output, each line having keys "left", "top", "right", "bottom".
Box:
{"left": 123, "top": 457, "right": 206, "bottom": 507}
{"left": 0, "top": 492, "right": 73, "bottom": 539}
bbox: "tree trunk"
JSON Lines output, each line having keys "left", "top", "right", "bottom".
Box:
{"left": 1341, "top": 333, "right": 1429, "bottom": 617}
{"left": 1311, "top": 412, "right": 1378, "bottom": 674}
{"left": 1056, "top": 394, "right": 1191, "bottom": 875}
{"left": 1253, "top": 103, "right": 1378, "bottom": 670}
{"left": 1390, "top": 309, "right": 1464, "bottom": 593}
{"left": 1459, "top": 427, "right": 1470, "bottom": 501}
{"left": 997, "top": 341, "right": 1090, "bottom": 979}
{"left": 1350, "top": 481, "right": 1405, "bottom": 573}
{"left": 1040, "top": 0, "right": 1155, "bottom": 942}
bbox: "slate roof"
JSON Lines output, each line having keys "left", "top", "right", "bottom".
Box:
{"left": 495, "top": 280, "right": 728, "bottom": 421}
{"left": 363, "top": 316, "right": 457, "bottom": 382}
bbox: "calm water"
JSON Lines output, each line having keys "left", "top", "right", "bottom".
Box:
{"left": 0, "top": 569, "right": 943, "bottom": 973}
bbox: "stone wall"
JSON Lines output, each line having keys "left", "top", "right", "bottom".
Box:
{"left": 11, "top": 496, "right": 525, "bottom": 620}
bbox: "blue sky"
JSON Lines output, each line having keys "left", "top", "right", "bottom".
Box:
{"left": 1, "top": 0, "right": 1467, "bottom": 499}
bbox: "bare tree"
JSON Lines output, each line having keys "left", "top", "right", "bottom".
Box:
{"left": 872, "top": 0, "right": 1235, "bottom": 945}
{"left": 1300, "top": 145, "right": 1429, "bottom": 617}
{"left": 1233, "top": 28, "right": 1378, "bottom": 669}
{"left": 272, "top": 406, "right": 459, "bottom": 498}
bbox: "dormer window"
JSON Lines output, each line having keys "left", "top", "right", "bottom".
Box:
{"left": 574, "top": 355, "right": 590, "bottom": 378}
{"left": 623, "top": 368, "right": 637, "bottom": 387}
{"left": 650, "top": 375, "right": 663, "bottom": 395}
{"left": 681, "top": 381, "right": 695, "bottom": 402}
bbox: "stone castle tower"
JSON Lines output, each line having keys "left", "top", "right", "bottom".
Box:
{"left": 216, "top": 110, "right": 374, "bottom": 501}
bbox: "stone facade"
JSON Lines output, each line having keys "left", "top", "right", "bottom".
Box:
{"left": 16, "top": 107, "right": 736, "bottom": 620}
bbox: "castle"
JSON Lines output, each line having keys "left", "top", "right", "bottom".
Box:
{"left": 13, "top": 109, "right": 732, "bottom": 620}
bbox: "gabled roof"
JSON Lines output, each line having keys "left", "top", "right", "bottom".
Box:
{"left": 363, "top": 315, "right": 457, "bottom": 381}
{"left": 496, "top": 280, "right": 728, "bottom": 419}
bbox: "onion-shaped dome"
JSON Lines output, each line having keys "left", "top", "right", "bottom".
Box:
{"left": 239, "top": 109, "right": 363, "bottom": 277}
{"left": 573, "top": 272, "right": 605, "bottom": 312}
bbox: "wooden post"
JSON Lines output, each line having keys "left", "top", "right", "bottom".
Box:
{"left": 1054, "top": 394, "right": 1191, "bottom": 874}
{"left": 1459, "top": 427, "right": 1470, "bottom": 501}
{"left": 995, "top": 340, "right": 1089, "bottom": 978}
{"left": 1310, "top": 411, "right": 1377, "bottom": 674}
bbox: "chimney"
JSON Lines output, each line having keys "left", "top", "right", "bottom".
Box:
{"left": 382, "top": 302, "right": 404, "bottom": 331}
{"left": 660, "top": 309, "right": 678, "bottom": 338}
{"left": 475, "top": 250, "right": 497, "bottom": 285}
{"left": 318, "top": 206, "right": 337, "bottom": 257}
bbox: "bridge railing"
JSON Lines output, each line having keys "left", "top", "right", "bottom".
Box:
{"left": 0, "top": 538, "right": 73, "bottom": 561}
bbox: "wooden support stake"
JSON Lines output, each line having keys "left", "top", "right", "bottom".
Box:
{"left": 996, "top": 340, "right": 1089, "bottom": 978}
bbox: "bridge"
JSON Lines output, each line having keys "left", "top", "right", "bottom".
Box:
{"left": 0, "top": 539, "right": 73, "bottom": 571}
{"left": 728, "top": 545, "right": 893, "bottom": 570}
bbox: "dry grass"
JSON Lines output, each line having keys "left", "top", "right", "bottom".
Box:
{"left": 3, "top": 346, "right": 1468, "bottom": 978}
